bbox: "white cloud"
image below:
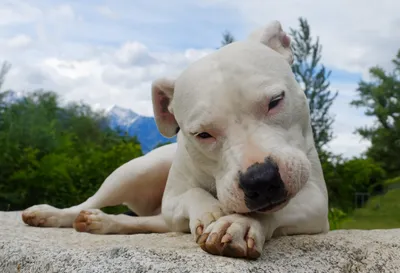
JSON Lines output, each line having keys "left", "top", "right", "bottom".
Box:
{"left": 327, "top": 132, "right": 371, "bottom": 159}
{"left": 2, "top": 39, "right": 213, "bottom": 117}
{"left": 205, "top": 0, "right": 400, "bottom": 76}
{"left": 0, "top": 1, "right": 42, "bottom": 26}
{"left": 114, "top": 42, "right": 158, "bottom": 67}
{"left": 96, "top": 5, "right": 117, "bottom": 20}
{"left": 326, "top": 83, "right": 375, "bottom": 158}
{"left": 47, "top": 4, "right": 75, "bottom": 21}
{"left": 43, "top": 58, "right": 101, "bottom": 80}
{"left": 1, "top": 0, "right": 397, "bottom": 158}
{"left": 5, "top": 34, "right": 32, "bottom": 48}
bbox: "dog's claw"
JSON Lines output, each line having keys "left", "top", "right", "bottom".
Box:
{"left": 203, "top": 233, "right": 222, "bottom": 255}
{"left": 73, "top": 211, "right": 90, "bottom": 232}
{"left": 206, "top": 233, "right": 218, "bottom": 243}
{"left": 196, "top": 214, "right": 264, "bottom": 260}
{"left": 196, "top": 226, "right": 203, "bottom": 236}
{"left": 247, "top": 248, "right": 261, "bottom": 260}
{"left": 246, "top": 238, "right": 260, "bottom": 259}
{"left": 222, "top": 243, "right": 246, "bottom": 258}
{"left": 197, "top": 233, "right": 209, "bottom": 245}
{"left": 191, "top": 208, "right": 224, "bottom": 241}
{"left": 247, "top": 237, "right": 255, "bottom": 249}
{"left": 221, "top": 234, "right": 232, "bottom": 243}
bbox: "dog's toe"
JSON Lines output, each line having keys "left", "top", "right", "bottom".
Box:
{"left": 73, "top": 210, "right": 90, "bottom": 232}
{"left": 197, "top": 214, "right": 264, "bottom": 259}
{"left": 191, "top": 208, "right": 225, "bottom": 242}
{"left": 21, "top": 204, "right": 63, "bottom": 227}
{"left": 73, "top": 209, "right": 115, "bottom": 234}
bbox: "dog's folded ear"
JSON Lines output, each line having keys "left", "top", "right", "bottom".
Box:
{"left": 248, "top": 20, "right": 294, "bottom": 65}
{"left": 151, "top": 78, "right": 179, "bottom": 138}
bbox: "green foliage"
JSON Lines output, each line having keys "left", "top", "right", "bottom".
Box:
{"left": 290, "top": 18, "right": 338, "bottom": 153}
{"left": 339, "top": 189, "right": 400, "bottom": 229}
{"left": 154, "top": 141, "right": 173, "bottom": 149}
{"left": 323, "top": 155, "right": 386, "bottom": 211}
{"left": 328, "top": 207, "right": 347, "bottom": 230}
{"left": 383, "top": 176, "right": 400, "bottom": 190}
{"left": 0, "top": 89, "right": 143, "bottom": 210}
{"left": 351, "top": 49, "right": 400, "bottom": 177}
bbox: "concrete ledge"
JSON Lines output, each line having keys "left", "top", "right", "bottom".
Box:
{"left": 1, "top": 211, "right": 399, "bottom": 273}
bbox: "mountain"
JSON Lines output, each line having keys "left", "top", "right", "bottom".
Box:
{"left": 1, "top": 91, "right": 175, "bottom": 154}
{"left": 107, "top": 106, "right": 176, "bottom": 154}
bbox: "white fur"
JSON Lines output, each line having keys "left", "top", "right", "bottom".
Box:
{"left": 22, "top": 20, "right": 329, "bottom": 259}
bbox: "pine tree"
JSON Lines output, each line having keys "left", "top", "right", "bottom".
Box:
{"left": 290, "top": 18, "right": 338, "bottom": 152}
{"left": 0, "top": 61, "right": 11, "bottom": 90}
{"left": 220, "top": 30, "right": 235, "bottom": 47}
{"left": 351, "top": 49, "right": 400, "bottom": 176}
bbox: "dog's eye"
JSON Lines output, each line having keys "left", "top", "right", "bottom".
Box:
{"left": 268, "top": 98, "right": 281, "bottom": 109}
{"left": 196, "top": 132, "right": 213, "bottom": 139}
{"left": 268, "top": 92, "right": 285, "bottom": 111}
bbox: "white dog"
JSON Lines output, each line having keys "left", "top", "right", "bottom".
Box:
{"left": 22, "top": 20, "right": 329, "bottom": 260}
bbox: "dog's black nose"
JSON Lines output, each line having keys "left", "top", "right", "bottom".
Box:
{"left": 239, "top": 158, "right": 287, "bottom": 211}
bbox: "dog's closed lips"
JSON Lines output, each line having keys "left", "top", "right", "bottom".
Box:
{"left": 255, "top": 198, "right": 288, "bottom": 213}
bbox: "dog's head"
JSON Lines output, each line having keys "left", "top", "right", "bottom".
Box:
{"left": 151, "top": 21, "right": 314, "bottom": 214}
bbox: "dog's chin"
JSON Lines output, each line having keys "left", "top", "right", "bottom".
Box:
{"left": 230, "top": 198, "right": 290, "bottom": 215}
{"left": 253, "top": 199, "right": 289, "bottom": 214}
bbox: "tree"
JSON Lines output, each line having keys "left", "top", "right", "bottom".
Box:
{"left": 0, "top": 89, "right": 143, "bottom": 210}
{"left": 154, "top": 141, "right": 173, "bottom": 149}
{"left": 290, "top": 18, "right": 338, "bottom": 152}
{"left": 0, "top": 61, "right": 11, "bottom": 90}
{"left": 351, "top": 49, "right": 400, "bottom": 177}
{"left": 324, "top": 156, "right": 386, "bottom": 211}
{"left": 220, "top": 30, "right": 235, "bottom": 47}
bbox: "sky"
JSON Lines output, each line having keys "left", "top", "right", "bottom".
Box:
{"left": 0, "top": 0, "right": 399, "bottom": 158}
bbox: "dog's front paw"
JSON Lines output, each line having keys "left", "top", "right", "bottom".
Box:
{"left": 190, "top": 206, "right": 225, "bottom": 242}
{"left": 196, "top": 214, "right": 265, "bottom": 259}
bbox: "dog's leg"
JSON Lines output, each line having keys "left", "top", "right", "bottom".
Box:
{"left": 22, "top": 143, "right": 176, "bottom": 229}
{"left": 161, "top": 161, "right": 226, "bottom": 241}
{"left": 73, "top": 210, "right": 169, "bottom": 234}
{"left": 195, "top": 181, "right": 329, "bottom": 259}
{"left": 21, "top": 196, "right": 107, "bottom": 228}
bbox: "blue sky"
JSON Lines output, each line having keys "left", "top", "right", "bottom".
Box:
{"left": 1, "top": 0, "right": 399, "bottom": 158}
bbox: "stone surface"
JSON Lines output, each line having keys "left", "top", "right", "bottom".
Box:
{"left": 1, "top": 211, "right": 400, "bottom": 273}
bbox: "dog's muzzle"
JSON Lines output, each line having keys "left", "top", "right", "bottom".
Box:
{"left": 239, "top": 157, "right": 288, "bottom": 212}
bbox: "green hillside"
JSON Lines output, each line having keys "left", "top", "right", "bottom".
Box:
{"left": 339, "top": 189, "right": 400, "bottom": 229}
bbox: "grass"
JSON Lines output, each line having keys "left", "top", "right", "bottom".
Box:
{"left": 339, "top": 189, "right": 400, "bottom": 229}
{"left": 101, "top": 205, "right": 131, "bottom": 215}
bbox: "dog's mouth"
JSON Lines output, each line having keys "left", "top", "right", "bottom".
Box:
{"left": 254, "top": 198, "right": 288, "bottom": 213}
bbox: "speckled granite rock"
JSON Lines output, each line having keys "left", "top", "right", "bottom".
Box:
{"left": 1, "top": 211, "right": 399, "bottom": 273}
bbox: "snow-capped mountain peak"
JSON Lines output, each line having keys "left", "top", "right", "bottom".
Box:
{"left": 107, "top": 105, "right": 176, "bottom": 153}
{"left": 108, "top": 105, "right": 140, "bottom": 127}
